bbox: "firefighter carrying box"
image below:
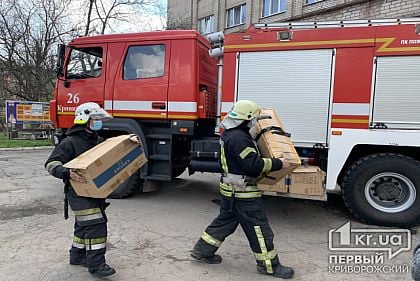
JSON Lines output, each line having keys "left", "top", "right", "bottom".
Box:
{"left": 64, "top": 135, "right": 147, "bottom": 198}
{"left": 250, "top": 108, "right": 301, "bottom": 185}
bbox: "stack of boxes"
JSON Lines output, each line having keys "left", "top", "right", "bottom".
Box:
{"left": 251, "top": 108, "right": 326, "bottom": 197}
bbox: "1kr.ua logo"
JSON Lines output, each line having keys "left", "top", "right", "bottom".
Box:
{"left": 328, "top": 222, "right": 411, "bottom": 260}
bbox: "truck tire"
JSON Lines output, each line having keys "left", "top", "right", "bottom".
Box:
{"left": 342, "top": 153, "right": 420, "bottom": 227}
{"left": 109, "top": 171, "right": 144, "bottom": 199}
{"left": 172, "top": 166, "right": 186, "bottom": 178}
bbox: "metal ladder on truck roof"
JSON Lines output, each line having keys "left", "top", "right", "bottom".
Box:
{"left": 254, "top": 18, "right": 420, "bottom": 30}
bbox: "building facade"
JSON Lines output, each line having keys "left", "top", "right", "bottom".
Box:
{"left": 167, "top": 0, "right": 420, "bottom": 34}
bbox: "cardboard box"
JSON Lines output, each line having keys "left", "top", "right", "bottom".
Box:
{"left": 289, "top": 165, "right": 326, "bottom": 196}
{"left": 251, "top": 108, "right": 301, "bottom": 185}
{"left": 258, "top": 165, "right": 325, "bottom": 196}
{"left": 258, "top": 178, "right": 288, "bottom": 193}
{"left": 64, "top": 135, "right": 147, "bottom": 198}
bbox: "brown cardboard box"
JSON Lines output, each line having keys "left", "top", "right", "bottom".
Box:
{"left": 258, "top": 178, "right": 289, "bottom": 193}
{"left": 289, "top": 165, "right": 325, "bottom": 196}
{"left": 258, "top": 165, "right": 325, "bottom": 195}
{"left": 64, "top": 135, "right": 147, "bottom": 198}
{"left": 251, "top": 108, "right": 301, "bottom": 185}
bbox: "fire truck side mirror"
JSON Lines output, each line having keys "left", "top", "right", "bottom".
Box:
{"left": 56, "top": 44, "right": 66, "bottom": 77}
{"left": 416, "top": 24, "right": 420, "bottom": 34}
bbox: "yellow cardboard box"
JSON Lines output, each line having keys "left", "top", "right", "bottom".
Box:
{"left": 64, "top": 135, "right": 147, "bottom": 198}
{"left": 251, "top": 108, "right": 301, "bottom": 185}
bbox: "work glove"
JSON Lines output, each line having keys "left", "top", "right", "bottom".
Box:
{"left": 129, "top": 134, "right": 141, "bottom": 144}
{"left": 278, "top": 157, "right": 291, "bottom": 170}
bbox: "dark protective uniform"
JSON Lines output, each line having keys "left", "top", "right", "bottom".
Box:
{"left": 413, "top": 243, "right": 420, "bottom": 281}
{"left": 45, "top": 125, "right": 108, "bottom": 269}
{"left": 192, "top": 123, "right": 284, "bottom": 274}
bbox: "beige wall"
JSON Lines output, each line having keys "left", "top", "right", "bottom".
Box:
{"left": 167, "top": 0, "right": 420, "bottom": 33}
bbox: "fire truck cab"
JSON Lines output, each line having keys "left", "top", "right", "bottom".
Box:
{"left": 51, "top": 19, "right": 420, "bottom": 227}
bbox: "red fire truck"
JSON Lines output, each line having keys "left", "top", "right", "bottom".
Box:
{"left": 51, "top": 18, "right": 420, "bottom": 227}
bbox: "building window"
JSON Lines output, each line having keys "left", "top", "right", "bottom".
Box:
{"left": 226, "top": 4, "right": 247, "bottom": 28}
{"left": 199, "top": 15, "right": 215, "bottom": 34}
{"left": 123, "top": 45, "right": 165, "bottom": 80}
{"left": 305, "top": 0, "right": 322, "bottom": 4}
{"left": 262, "top": 0, "right": 286, "bottom": 17}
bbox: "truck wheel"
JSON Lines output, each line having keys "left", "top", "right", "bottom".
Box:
{"left": 342, "top": 153, "right": 420, "bottom": 227}
{"left": 172, "top": 166, "right": 186, "bottom": 178}
{"left": 109, "top": 171, "right": 144, "bottom": 199}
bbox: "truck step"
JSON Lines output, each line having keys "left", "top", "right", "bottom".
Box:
{"left": 146, "top": 134, "right": 171, "bottom": 140}
{"left": 146, "top": 174, "right": 172, "bottom": 181}
{"left": 148, "top": 154, "right": 171, "bottom": 161}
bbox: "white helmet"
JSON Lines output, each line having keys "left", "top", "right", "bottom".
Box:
{"left": 74, "top": 102, "right": 112, "bottom": 125}
{"left": 228, "top": 100, "right": 261, "bottom": 120}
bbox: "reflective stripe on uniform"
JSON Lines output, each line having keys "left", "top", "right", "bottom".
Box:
{"left": 254, "top": 226, "right": 273, "bottom": 274}
{"left": 262, "top": 158, "right": 272, "bottom": 173}
{"left": 73, "top": 208, "right": 102, "bottom": 216}
{"left": 201, "top": 232, "right": 222, "bottom": 248}
{"left": 76, "top": 213, "right": 103, "bottom": 222}
{"left": 220, "top": 145, "right": 229, "bottom": 173}
{"left": 254, "top": 249, "right": 278, "bottom": 261}
{"left": 239, "top": 147, "right": 257, "bottom": 159}
{"left": 72, "top": 242, "right": 85, "bottom": 249}
{"left": 45, "top": 161, "right": 63, "bottom": 174}
{"left": 85, "top": 237, "right": 107, "bottom": 251}
{"left": 219, "top": 182, "right": 259, "bottom": 192}
{"left": 219, "top": 184, "right": 262, "bottom": 199}
{"left": 86, "top": 243, "right": 107, "bottom": 251}
{"left": 74, "top": 208, "right": 103, "bottom": 222}
{"left": 72, "top": 236, "right": 86, "bottom": 249}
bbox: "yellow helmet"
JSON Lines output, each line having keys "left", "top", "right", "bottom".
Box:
{"left": 228, "top": 100, "right": 261, "bottom": 120}
{"left": 74, "top": 102, "right": 112, "bottom": 125}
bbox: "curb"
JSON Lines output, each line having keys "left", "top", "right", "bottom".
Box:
{"left": 0, "top": 146, "right": 54, "bottom": 151}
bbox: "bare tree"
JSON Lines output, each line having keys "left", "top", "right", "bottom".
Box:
{"left": 0, "top": 0, "right": 73, "bottom": 103}
{"left": 78, "top": 0, "right": 165, "bottom": 35}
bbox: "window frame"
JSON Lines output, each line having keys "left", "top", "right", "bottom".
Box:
{"left": 262, "top": 0, "right": 287, "bottom": 18}
{"left": 198, "top": 15, "right": 215, "bottom": 35}
{"left": 305, "top": 0, "right": 323, "bottom": 4}
{"left": 226, "top": 4, "right": 247, "bottom": 28}
{"left": 123, "top": 44, "right": 166, "bottom": 80}
{"left": 66, "top": 47, "right": 103, "bottom": 80}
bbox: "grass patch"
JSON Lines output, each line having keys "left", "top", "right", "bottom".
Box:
{"left": 0, "top": 133, "right": 53, "bottom": 148}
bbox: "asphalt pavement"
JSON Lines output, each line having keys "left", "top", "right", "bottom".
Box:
{"left": 0, "top": 149, "right": 416, "bottom": 281}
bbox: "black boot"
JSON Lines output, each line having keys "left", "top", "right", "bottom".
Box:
{"left": 191, "top": 251, "right": 222, "bottom": 264}
{"left": 88, "top": 264, "right": 116, "bottom": 277}
{"left": 258, "top": 264, "right": 294, "bottom": 279}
